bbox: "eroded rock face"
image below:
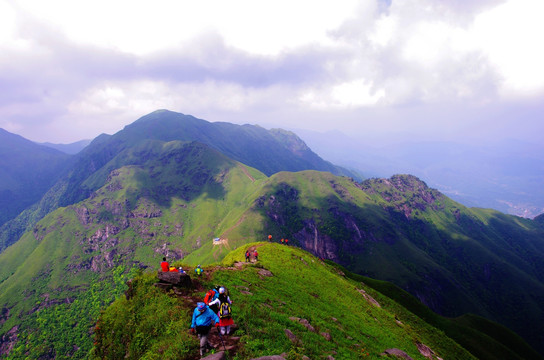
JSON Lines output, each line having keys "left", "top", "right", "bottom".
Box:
{"left": 0, "top": 326, "right": 18, "bottom": 357}
{"left": 295, "top": 219, "right": 338, "bottom": 262}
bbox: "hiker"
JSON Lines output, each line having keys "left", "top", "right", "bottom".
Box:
{"left": 169, "top": 265, "right": 179, "bottom": 272}
{"left": 253, "top": 249, "right": 258, "bottom": 261}
{"left": 208, "top": 287, "right": 234, "bottom": 335}
{"left": 195, "top": 264, "right": 203, "bottom": 276}
{"left": 204, "top": 286, "right": 220, "bottom": 313}
{"left": 281, "top": 238, "right": 284, "bottom": 244}
{"left": 178, "top": 267, "right": 185, "bottom": 274}
{"left": 160, "top": 257, "right": 169, "bottom": 272}
{"left": 268, "top": 234, "right": 272, "bottom": 241}
{"left": 245, "top": 250, "right": 250, "bottom": 262}
{"left": 191, "top": 302, "right": 219, "bottom": 357}
{"left": 285, "top": 238, "right": 289, "bottom": 245}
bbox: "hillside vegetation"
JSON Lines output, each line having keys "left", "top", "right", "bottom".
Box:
{"left": 0, "top": 112, "right": 543, "bottom": 358}
{"left": 0, "top": 110, "right": 355, "bottom": 256}
{"left": 0, "top": 128, "right": 71, "bottom": 249}
{"left": 247, "top": 172, "right": 544, "bottom": 352}
{"left": 93, "top": 243, "right": 479, "bottom": 360}
{"left": 0, "top": 140, "right": 543, "bottom": 358}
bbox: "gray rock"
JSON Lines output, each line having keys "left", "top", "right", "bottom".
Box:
{"left": 284, "top": 329, "right": 298, "bottom": 343}
{"left": 380, "top": 348, "right": 414, "bottom": 360}
{"left": 156, "top": 271, "right": 192, "bottom": 288}
{"left": 320, "top": 332, "right": 331, "bottom": 341}
{"left": 258, "top": 269, "right": 274, "bottom": 277}
{"left": 202, "top": 351, "right": 227, "bottom": 360}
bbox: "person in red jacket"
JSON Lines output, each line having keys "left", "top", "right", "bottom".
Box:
{"left": 208, "top": 287, "right": 234, "bottom": 335}
{"left": 160, "top": 257, "right": 169, "bottom": 272}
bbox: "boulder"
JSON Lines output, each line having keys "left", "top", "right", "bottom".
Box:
{"left": 155, "top": 271, "right": 192, "bottom": 290}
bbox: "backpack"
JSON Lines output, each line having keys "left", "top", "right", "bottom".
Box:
{"left": 219, "top": 301, "right": 231, "bottom": 319}
{"left": 204, "top": 289, "right": 217, "bottom": 304}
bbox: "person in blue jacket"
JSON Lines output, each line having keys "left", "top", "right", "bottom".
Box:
{"left": 191, "top": 302, "right": 219, "bottom": 357}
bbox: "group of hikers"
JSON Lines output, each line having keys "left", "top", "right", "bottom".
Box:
{"left": 160, "top": 257, "right": 204, "bottom": 276}
{"left": 160, "top": 257, "right": 186, "bottom": 273}
{"left": 163, "top": 241, "right": 284, "bottom": 357}
{"left": 160, "top": 257, "right": 235, "bottom": 357}
{"left": 267, "top": 234, "right": 289, "bottom": 245}
{"left": 245, "top": 249, "right": 258, "bottom": 262}
{"left": 191, "top": 285, "right": 234, "bottom": 357}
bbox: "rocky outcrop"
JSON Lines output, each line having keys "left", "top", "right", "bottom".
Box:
{"left": 289, "top": 317, "right": 316, "bottom": 332}
{"left": 361, "top": 175, "right": 445, "bottom": 218}
{"left": 380, "top": 348, "right": 414, "bottom": 360}
{"left": 154, "top": 271, "right": 192, "bottom": 293}
{"left": 357, "top": 288, "right": 381, "bottom": 307}
{"left": 295, "top": 219, "right": 338, "bottom": 261}
{"left": 416, "top": 342, "right": 442, "bottom": 360}
{"left": 0, "top": 326, "right": 18, "bottom": 357}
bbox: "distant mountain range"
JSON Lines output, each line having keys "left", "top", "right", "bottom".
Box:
{"left": 40, "top": 139, "right": 91, "bottom": 155}
{"left": 0, "top": 128, "right": 71, "bottom": 229}
{"left": 294, "top": 129, "right": 544, "bottom": 218}
{"left": 0, "top": 110, "right": 543, "bottom": 359}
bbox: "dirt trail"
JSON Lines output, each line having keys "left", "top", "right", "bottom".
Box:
{"left": 178, "top": 270, "right": 242, "bottom": 359}
{"left": 178, "top": 243, "right": 268, "bottom": 358}
{"left": 239, "top": 164, "right": 255, "bottom": 182}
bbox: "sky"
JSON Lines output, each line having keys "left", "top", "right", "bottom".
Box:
{"left": 1, "top": 0, "right": 543, "bottom": 145}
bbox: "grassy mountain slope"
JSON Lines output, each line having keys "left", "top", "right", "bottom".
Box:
{"left": 0, "top": 128, "right": 71, "bottom": 242}
{"left": 241, "top": 172, "right": 544, "bottom": 353}
{"left": 93, "top": 243, "right": 541, "bottom": 360}
{"left": 0, "top": 140, "right": 268, "bottom": 358}
{"left": 0, "top": 110, "right": 357, "bottom": 256}
{"left": 0, "top": 139, "right": 543, "bottom": 358}
{"left": 59, "top": 109, "right": 356, "bottom": 208}
{"left": 297, "top": 130, "right": 544, "bottom": 218}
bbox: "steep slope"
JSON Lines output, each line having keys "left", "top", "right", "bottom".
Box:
{"left": 60, "top": 109, "right": 357, "bottom": 207}
{"left": 245, "top": 172, "right": 544, "bottom": 354}
{"left": 93, "top": 243, "right": 540, "bottom": 360}
{"left": 1, "top": 140, "right": 543, "bottom": 358}
{"left": 0, "top": 110, "right": 357, "bottom": 255}
{"left": 0, "top": 128, "right": 71, "bottom": 249}
{"left": 0, "top": 140, "right": 267, "bottom": 358}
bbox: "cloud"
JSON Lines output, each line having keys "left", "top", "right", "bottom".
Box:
{"left": 0, "top": 0, "right": 543, "bottom": 144}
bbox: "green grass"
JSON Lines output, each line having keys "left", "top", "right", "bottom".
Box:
{"left": 1, "top": 141, "right": 543, "bottom": 358}
{"left": 94, "top": 243, "right": 477, "bottom": 359}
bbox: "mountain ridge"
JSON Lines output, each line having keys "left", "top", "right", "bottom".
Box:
{"left": 0, "top": 128, "right": 71, "bottom": 234}
{"left": 93, "top": 243, "right": 542, "bottom": 360}
{"left": 0, "top": 110, "right": 357, "bottom": 253}
{"left": 0, "top": 111, "right": 542, "bottom": 358}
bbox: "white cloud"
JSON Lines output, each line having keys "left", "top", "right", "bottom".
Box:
{"left": 1, "top": 0, "right": 543, "bottom": 144}
{"left": 473, "top": 0, "right": 544, "bottom": 96}
{"left": 13, "top": 0, "right": 360, "bottom": 56}
{"left": 300, "top": 79, "right": 385, "bottom": 108}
